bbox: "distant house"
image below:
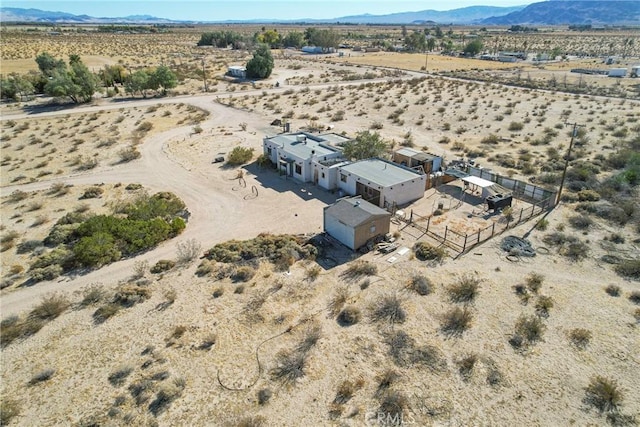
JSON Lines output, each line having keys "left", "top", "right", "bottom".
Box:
{"left": 227, "top": 65, "right": 246, "bottom": 79}
{"left": 323, "top": 196, "right": 391, "bottom": 251}
{"left": 336, "top": 158, "right": 426, "bottom": 208}
{"left": 263, "top": 132, "right": 348, "bottom": 182}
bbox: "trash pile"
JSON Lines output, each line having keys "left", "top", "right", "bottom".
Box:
{"left": 501, "top": 236, "right": 536, "bottom": 257}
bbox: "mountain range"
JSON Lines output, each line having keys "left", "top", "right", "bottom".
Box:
{"left": 1, "top": 2, "right": 639, "bottom": 26}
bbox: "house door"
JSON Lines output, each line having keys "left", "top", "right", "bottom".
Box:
{"left": 356, "top": 182, "right": 381, "bottom": 206}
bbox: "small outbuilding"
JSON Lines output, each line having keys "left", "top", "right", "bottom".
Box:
{"left": 227, "top": 65, "right": 246, "bottom": 79}
{"left": 323, "top": 197, "right": 391, "bottom": 251}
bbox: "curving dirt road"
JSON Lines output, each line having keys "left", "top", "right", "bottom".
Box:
{"left": 0, "top": 72, "right": 427, "bottom": 317}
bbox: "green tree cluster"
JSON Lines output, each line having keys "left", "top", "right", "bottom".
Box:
{"left": 124, "top": 65, "right": 177, "bottom": 97}
{"left": 463, "top": 39, "right": 484, "bottom": 56}
{"left": 404, "top": 31, "right": 426, "bottom": 52}
{"left": 33, "top": 52, "right": 99, "bottom": 103}
{"left": 341, "top": 131, "right": 389, "bottom": 161}
{"left": 197, "top": 30, "right": 245, "bottom": 48}
{"left": 0, "top": 74, "right": 35, "bottom": 101}
{"left": 33, "top": 192, "right": 187, "bottom": 275}
{"left": 246, "top": 44, "right": 274, "bottom": 79}
{"left": 305, "top": 28, "right": 341, "bottom": 51}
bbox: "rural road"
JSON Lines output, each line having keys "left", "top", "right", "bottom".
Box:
{"left": 0, "top": 70, "right": 425, "bottom": 317}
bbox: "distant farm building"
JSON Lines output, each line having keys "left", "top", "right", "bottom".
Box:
{"left": 323, "top": 196, "right": 391, "bottom": 251}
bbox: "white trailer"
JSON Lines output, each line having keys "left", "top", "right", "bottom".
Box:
{"left": 608, "top": 68, "right": 627, "bottom": 78}
{"left": 631, "top": 65, "right": 640, "bottom": 78}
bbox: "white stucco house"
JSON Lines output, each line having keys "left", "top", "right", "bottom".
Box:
{"left": 262, "top": 132, "right": 348, "bottom": 182}
{"left": 336, "top": 158, "right": 426, "bottom": 208}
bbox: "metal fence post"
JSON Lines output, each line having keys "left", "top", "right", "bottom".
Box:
{"left": 491, "top": 222, "right": 495, "bottom": 236}
{"left": 444, "top": 226, "right": 448, "bottom": 241}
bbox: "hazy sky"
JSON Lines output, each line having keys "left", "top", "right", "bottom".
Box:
{"left": 5, "top": 1, "right": 529, "bottom": 21}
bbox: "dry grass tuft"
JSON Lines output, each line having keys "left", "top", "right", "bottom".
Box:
{"left": 447, "top": 274, "right": 480, "bottom": 304}
{"left": 370, "top": 294, "right": 406, "bottom": 325}
{"left": 584, "top": 376, "right": 624, "bottom": 413}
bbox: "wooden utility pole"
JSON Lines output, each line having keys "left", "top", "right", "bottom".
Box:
{"left": 556, "top": 122, "right": 585, "bottom": 205}
{"left": 201, "top": 57, "right": 208, "bottom": 92}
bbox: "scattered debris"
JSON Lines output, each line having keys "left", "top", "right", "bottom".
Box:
{"left": 501, "top": 236, "right": 536, "bottom": 257}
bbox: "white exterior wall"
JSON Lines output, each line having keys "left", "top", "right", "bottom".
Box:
{"left": 337, "top": 171, "right": 425, "bottom": 207}
{"left": 314, "top": 162, "right": 341, "bottom": 190}
{"left": 324, "top": 214, "right": 355, "bottom": 250}
{"left": 380, "top": 177, "right": 425, "bottom": 207}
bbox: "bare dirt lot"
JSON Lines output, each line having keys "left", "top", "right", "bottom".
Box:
{"left": 1, "top": 29, "right": 639, "bottom": 427}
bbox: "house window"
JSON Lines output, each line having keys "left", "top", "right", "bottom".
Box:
{"left": 267, "top": 147, "right": 272, "bottom": 155}
{"left": 370, "top": 224, "right": 376, "bottom": 234}
{"left": 321, "top": 172, "right": 325, "bottom": 178}
{"left": 295, "top": 164, "right": 302, "bottom": 175}
{"left": 340, "top": 174, "right": 347, "bottom": 182}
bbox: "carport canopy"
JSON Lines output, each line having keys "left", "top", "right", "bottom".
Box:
{"left": 461, "top": 176, "right": 494, "bottom": 188}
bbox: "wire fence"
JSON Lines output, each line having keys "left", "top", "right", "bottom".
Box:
{"left": 401, "top": 196, "right": 554, "bottom": 256}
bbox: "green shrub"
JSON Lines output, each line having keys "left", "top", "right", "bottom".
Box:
{"left": 535, "top": 295, "right": 554, "bottom": 317}
{"left": 150, "top": 259, "right": 176, "bottom": 274}
{"left": 480, "top": 134, "right": 500, "bottom": 145}
{"left": 525, "top": 272, "right": 544, "bottom": 293}
{"left": 30, "top": 264, "right": 63, "bottom": 283}
{"left": 508, "top": 121, "right": 524, "bottom": 131}
{"left": 605, "top": 284, "right": 621, "bottom": 297}
{"left": 456, "top": 353, "right": 478, "bottom": 380}
{"left": 413, "top": 241, "right": 447, "bottom": 262}
{"left": 30, "top": 247, "right": 73, "bottom": 270}
{"left": 93, "top": 303, "right": 121, "bottom": 324}
{"left": 614, "top": 260, "right": 640, "bottom": 280}
{"left": 407, "top": 274, "right": 433, "bottom": 296}
{"left": 577, "top": 189, "right": 600, "bottom": 202}
{"left": 568, "top": 214, "right": 594, "bottom": 230}
{"left": 80, "top": 186, "right": 104, "bottom": 199}
{"left": 370, "top": 295, "right": 406, "bottom": 325}
{"left": 342, "top": 260, "right": 377, "bottom": 280}
{"left": 271, "top": 349, "right": 307, "bottom": 385}
{"left": 511, "top": 315, "right": 545, "bottom": 348}
{"left": 568, "top": 328, "right": 592, "bottom": 349}
{"left": 231, "top": 265, "right": 255, "bottom": 282}
{"left": 441, "top": 307, "right": 473, "bottom": 336}
{"left": 29, "top": 294, "right": 70, "bottom": 321}
{"left": 226, "top": 146, "right": 254, "bottom": 165}
{"left": 204, "top": 234, "right": 316, "bottom": 266}
{"left": 628, "top": 290, "right": 640, "bottom": 304}
{"left": 584, "top": 376, "right": 623, "bottom": 413}
{"left": 337, "top": 306, "right": 361, "bottom": 327}
{"left": 447, "top": 274, "right": 480, "bottom": 303}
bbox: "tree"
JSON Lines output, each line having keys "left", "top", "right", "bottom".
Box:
{"left": 426, "top": 37, "right": 436, "bottom": 52}
{"left": 125, "top": 70, "right": 151, "bottom": 97}
{"left": 341, "top": 131, "right": 388, "bottom": 161}
{"left": 150, "top": 66, "right": 177, "bottom": 95}
{"left": 404, "top": 31, "right": 426, "bottom": 53}
{"left": 41, "top": 55, "right": 97, "bottom": 103}
{"left": 35, "top": 52, "right": 65, "bottom": 77}
{"left": 307, "top": 29, "right": 340, "bottom": 52}
{"left": 256, "top": 28, "right": 281, "bottom": 48}
{"left": 434, "top": 27, "right": 444, "bottom": 38}
{"left": 246, "top": 44, "right": 274, "bottom": 79}
{"left": 282, "top": 31, "right": 305, "bottom": 48}
{"left": 0, "top": 74, "right": 35, "bottom": 101}
{"left": 463, "top": 39, "right": 483, "bottom": 56}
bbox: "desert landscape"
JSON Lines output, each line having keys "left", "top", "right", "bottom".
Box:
{"left": 1, "top": 22, "right": 639, "bottom": 427}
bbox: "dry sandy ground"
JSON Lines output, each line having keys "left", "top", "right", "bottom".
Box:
{"left": 1, "top": 59, "right": 639, "bottom": 427}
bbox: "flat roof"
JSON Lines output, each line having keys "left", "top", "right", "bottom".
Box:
{"left": 325, "top": 197, "right": 390, "bottom": 227}
{"left": 340, "top": 158, "right": 423, "bottom": 187}
{"left": 395, "top": 147, "right": 437, "bottom": 162}
{"left": 317, "top": 133, "right": 351, "bottom": 145}
{"left": 266, "top": 133, "right": 340, "bottom": 159}
{"left": 462, "top": 175, "right": 494, "bottom": 188}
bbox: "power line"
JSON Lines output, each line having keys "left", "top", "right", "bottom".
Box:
{"left": 556, "top": 122, "right": 586, "bottom": 206}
